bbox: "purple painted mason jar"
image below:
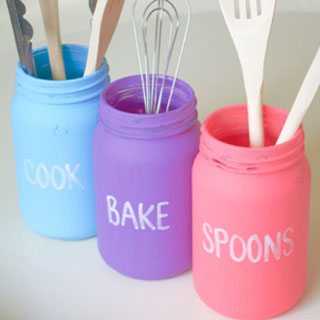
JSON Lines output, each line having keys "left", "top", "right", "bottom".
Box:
{"left": 93, "top": 75, "right": 200, "bottom": 280}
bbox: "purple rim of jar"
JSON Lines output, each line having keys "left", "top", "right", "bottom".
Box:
{"left": 99, "top": 75, "right": 198, "bottom": 139}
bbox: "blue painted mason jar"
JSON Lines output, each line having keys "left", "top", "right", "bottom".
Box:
{"left": 10, "top": 44, "right": 110, "bottom": 240}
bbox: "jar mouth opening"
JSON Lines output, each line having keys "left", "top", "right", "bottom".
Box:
{"left": 101, "top": 74, "right": 195, "bottom": 117}
{"left": 99, "top": 75, "right": 197, "bottom": 139}
{"left": 15, "top": 44, "right": 110, "bottom": 105}
{"left": 204, "top": 105, "right": 303, "bottom": 151}
{"left": 201, "top": 105, "right": 305, "bottom": 173}
{"left": 17, "top": 44, "right": 109, "bottom": 85}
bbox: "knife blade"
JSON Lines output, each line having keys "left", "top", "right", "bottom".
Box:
{"left": 6, "top": 0, "right": 36, "bottom": 76}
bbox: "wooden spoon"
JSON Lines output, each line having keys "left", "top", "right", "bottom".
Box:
{"left": 84, "top": 0, "right": 125, "bottom": 77}
{"left": 39, "top": 0, "right": 66, "bottom": 80}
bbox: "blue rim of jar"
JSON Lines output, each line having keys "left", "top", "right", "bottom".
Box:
{"left": 99, "top": 74, "right": 198, "bottom": 139}
{"left": 15, "top": 44, "right": 110, "bottom": 104}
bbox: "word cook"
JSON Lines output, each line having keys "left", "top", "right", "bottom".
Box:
{"left": 24, "top": 159, "right": 84, "bottom": 191}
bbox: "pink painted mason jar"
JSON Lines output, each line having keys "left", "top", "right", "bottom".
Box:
{"left": 93, "top": 75, "right": 200, "bottom": 280}
{"left": 192, "top": 105, "right": 311, "bottom": 319}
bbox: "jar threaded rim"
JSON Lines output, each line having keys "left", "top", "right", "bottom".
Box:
{"left": 99, "top": 75, "right": 198, "bottom": 139}
{"left": 200, "top": 105, "right": 305, "bottom": 173}
{"left": 15, "top": 44, "right": 110, "bottom": 104}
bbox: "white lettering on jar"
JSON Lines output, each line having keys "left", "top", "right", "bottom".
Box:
{"left": 106, "top": 195, "right": 170, "bottom": 231}
{"left": 51, "top": 165, "right": 67, "bottom": 191}
{"left": 157, "top": 201, "right": 170, "bottom": 231}
{"left": 202, "top": 222, "right": 295, "bottom": 263}
{"left": 247, "top": 235, "right": 263, "bottom": 263}
{"left": 264, "top": 232, "right": 281, "bottom": 262}
{"left": 24, "top": 159, "right": 84, "bottom": 190}
{"left": 121, "top": 201, "right": 139, "bottom": 230}
{"left": 202, "top": 222, "right": 214, "bottom": 253}
{"left": 214, "top": 228, "right": 229, "bottom": 258}
{"left": 138, "top": 203, "right": 155, "bottom": 230}
{"left": 36, "top": 162, "right": 50, "bottom": 189}
{"left": 230, "top": 234, "right": 247, "bottom": 262}
{"left": 283, "top": 227, "right": 295, "bottom": 257}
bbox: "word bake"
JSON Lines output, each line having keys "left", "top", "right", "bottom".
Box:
{"left": 202, "top": 222, "right": 294, "bottom": 263}
{"left": 106, "top": 195, "right": 170, "bottom": 231}
{"left": 24, "top": 159, "right": 84, "bottom": 191}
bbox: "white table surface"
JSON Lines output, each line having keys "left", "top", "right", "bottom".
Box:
{"left": 1, "top": 9, "right": 320, "bottom": 320}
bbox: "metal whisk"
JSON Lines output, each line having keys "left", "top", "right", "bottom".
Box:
{"left": 132, "top": 0, "right": 191, "bottom": 114}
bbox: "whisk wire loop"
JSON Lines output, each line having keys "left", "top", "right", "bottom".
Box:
{"left": 132, "top": 0, "right": 191, "bottom": 114}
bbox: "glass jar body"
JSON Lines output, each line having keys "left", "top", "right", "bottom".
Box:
{"left": 192, "top": 105, "right": 311, "bottom": 319}
{"left": 94, "top": 75, "right": 200, "bottom": 279}
{"left": 10, "top": 44, "right": 110, "bottom": 240}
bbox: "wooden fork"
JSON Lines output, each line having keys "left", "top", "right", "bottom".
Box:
{"left": 219, "top": 0, "right": 276, "bottom": 147}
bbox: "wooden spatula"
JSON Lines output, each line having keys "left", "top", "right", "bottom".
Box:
{"left": 84, "top": 0, "right": 125, "bottom": 77}
{"left": 39, "top": 0, "right": 66, "bottom": 80}
{"left": 276, "top": 46, "right": 320, "bottom": 145}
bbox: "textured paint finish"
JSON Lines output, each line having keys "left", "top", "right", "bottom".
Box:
{"left": 192, "top": 105, "right": 311, "bottom": 319}
{"left": 94, "top": 75, "right": 200, "bottom": 280}
{"left": 10, "top": 44, "right": 110, "bottom": 240}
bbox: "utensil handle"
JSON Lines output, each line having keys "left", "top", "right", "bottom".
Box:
{"left": 277, "top": 46, "right": 320, "bottom": 145}
{"left": 242, "top": 62, "right": 265, "bottom": 148}
{"left": 24, "top": 42, "right": 37, "bottom": 77}
{"left": 239, "top": 42, "right": 267, "bottom": 148}
{"left": 247, "top": 87, "right": 265, "bottom": 148}
{"left": 39, "top": 0, "right": 66, "bottom": 80}
{"left": 84, "top": 0, "right": 124, "bottom": 77}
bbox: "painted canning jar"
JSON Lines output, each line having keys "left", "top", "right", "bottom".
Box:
{"left": 93, "top": 75, "right": 200, "bottom": 280}
{"left": 10, "top": 44, "right": 110, "bottom": 240}
{"left": 192, "top": 105, "right": 311, "bottom": 319}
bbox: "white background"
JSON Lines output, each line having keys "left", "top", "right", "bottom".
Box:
{"left": 1, "top": 0, "right": 320, "bottom": 37}
{"left": 1, "top": 1, "right": 320, "bottom": 320}
{"left": 3, "top": 0, "right": 320, "bottom": 18}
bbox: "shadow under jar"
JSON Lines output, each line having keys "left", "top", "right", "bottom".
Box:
{"left": 192, "top": 105, "right": 311, "bottom": 319}
{"left": 93, "top": 75, "right": 200, "bottom": 280}
{"left": 10, "top": 44, "right": 110, "bottom": 240}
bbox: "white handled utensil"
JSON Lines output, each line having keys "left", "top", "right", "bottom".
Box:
{"left": 219, "top": 0, "right": 276, "bottom": 148}
{"left": 84, "top": 0, "right": 125, "bottom": 76}
{"left": 276, "top": 46, "right": 320, "bottom": 145}
{"left": 39, "top": 0, "right": 66, "bottom": 80}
